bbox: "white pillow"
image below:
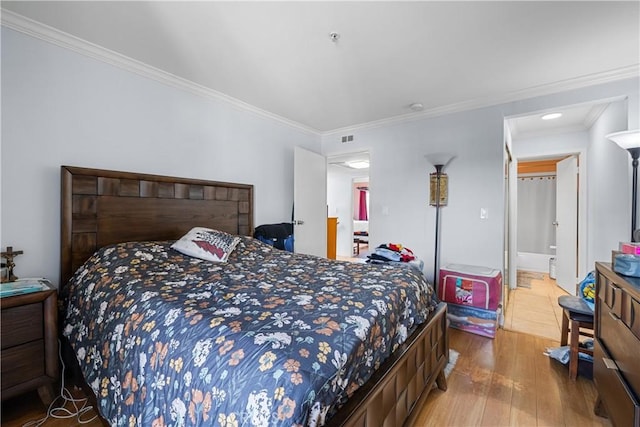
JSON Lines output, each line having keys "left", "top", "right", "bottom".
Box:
{"left": 171, "top": 227, "right": 240, "bottom": 263}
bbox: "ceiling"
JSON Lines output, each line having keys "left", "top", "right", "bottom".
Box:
{"left": 2, "top": 1, "right": 639, "bottom": 134}
{"left": 507, "top": 101, "right": 610, "bottom": 140}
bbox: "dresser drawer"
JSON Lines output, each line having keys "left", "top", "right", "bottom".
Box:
{"left": 623, "top": 292, "right": 640, "bottom": 341}
{"left": 1, "top": 303, "right": 43, "bottom": 349}
{"left": 599, "top": 273, "right": 624, "bottom": 318}
{"left": 594, "top": 342, "right": 640, "bottom": 427}
{"left": 599, "top": 301, "right": 640, "bottom": 395}
{"left": 1, "top": 340, "right": 45, "bottom": 390}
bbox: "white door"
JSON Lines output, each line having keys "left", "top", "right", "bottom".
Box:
{"left": 294, "top": 147, "right": 327, "bottom": 257}
{"left": 555, "top": 156, "right": 578, "bottom": 295}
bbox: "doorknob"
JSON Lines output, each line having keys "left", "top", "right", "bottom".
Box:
{"left": 552, "top": 221, "right": 559, "bottom": 227}
{"left": 293, "top": 220, "right": 305, "bottom": 225}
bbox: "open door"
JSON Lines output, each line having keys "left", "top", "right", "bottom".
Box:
{"left": 293, "top": 147, "right": 327, "bottom": 257}
{"left": 555, "top": 155, "right": 578, "bottom": 295}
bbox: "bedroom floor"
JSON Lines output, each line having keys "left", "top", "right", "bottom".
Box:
{"left": 415, "top": 327, "right": 610, "bottom": 427}
{"left": 503, "top": 270, "right": 568, "bottom": 342}
{"left": 1, "top": 386, "right": 107, "bottom": 426}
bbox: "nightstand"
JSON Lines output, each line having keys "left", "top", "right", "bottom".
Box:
{"left": 1, "top": 283, "right": 59, "bottom": 405}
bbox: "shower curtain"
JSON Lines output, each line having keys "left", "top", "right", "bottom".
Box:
{"left": 517, "top": 176, "right": 556, "bottom": 254}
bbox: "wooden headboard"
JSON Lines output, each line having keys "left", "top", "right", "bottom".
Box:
{"left": 60, "top": 166, "right": 253, "bottom": 288}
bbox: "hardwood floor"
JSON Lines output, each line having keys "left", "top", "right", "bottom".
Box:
{"left": 504, "top": 270, "right": 568, "bottom": 341}
{"left": 1, "top": 385, "right": 107, "bottom": 426}
{"left": 414, "top": 327, "right": 610, "bottom": 427}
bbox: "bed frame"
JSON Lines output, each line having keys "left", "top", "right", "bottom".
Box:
{"left": 60, "top": 165, "right": 448, "bottom": 427}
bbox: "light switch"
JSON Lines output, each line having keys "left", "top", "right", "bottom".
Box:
{"left": 480, "top": 208, "right": 488, "bottom": 219}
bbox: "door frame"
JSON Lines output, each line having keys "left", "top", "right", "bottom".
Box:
{"left": 508, "top": 149, "right": 588, "bottom": 288}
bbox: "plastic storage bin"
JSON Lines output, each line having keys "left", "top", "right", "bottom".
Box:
{"left": 438, "top": 263, "right": 503, "bottom": 338}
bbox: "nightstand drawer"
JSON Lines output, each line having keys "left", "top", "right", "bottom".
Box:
{"left": 1, "top": 340, "right": 45, "bottom": 390}
{"left": 1, "top": 302, "right": 43, "bottom": 349}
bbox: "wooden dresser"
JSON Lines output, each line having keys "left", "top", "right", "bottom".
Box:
{"left": 1, "top": 284, "right": 58, "bottom": 404}
{"left": 594, "top": 262, "right": 640, "bottom": 427}
{"left": 327, "top": 217, "right": 338, "bottom": 259}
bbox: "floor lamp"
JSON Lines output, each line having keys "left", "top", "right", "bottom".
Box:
{"left": 607, "top": 129, "right": 640, "bottom": 241}
{"left": 426, "top": 153, "right": 455, "bottom": 284}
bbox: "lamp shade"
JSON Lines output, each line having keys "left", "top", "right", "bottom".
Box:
{"left": 425, "top": 152, "right": 455, "bottom": 168}
{"left": 606, "top": 130, "right": 640, "bottom": 150}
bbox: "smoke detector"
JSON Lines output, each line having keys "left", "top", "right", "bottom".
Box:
{"left": 329, "top": 32, "right": 340, "bottom": 42}
{"left": 410, "top": 103, "right": 424, "bottom": 112}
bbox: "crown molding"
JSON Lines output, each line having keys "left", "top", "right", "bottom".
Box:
{"left": 1, "top": 9, "right": 321, "bottom": 136}
{"left": 583, "top": 103, "right": 610, "bottom": 129}
{"left": 323, "top": 65, "right": 639, "bottom": 137}
{"left": 3, "top": 9, "right": 637, "bottom": 137}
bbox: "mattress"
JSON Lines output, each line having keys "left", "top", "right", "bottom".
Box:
{"left": 61, "top": 236, "right": 437, "bottom": 426}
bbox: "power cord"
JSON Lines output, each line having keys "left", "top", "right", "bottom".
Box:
{"left": 22, "top": 339, "right": 99, "bottom": 426}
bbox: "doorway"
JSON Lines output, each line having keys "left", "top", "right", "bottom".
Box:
{"left": 327, "top": 152, "right": 370, "bottom": 260}
{"left": 504, "top": 156, "right": 575, "bottom": 341}
{"left": 503, "top": 101, "right": 603, "bottom": 339}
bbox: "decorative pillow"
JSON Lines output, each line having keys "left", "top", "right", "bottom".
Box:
{"left": 171, "top": 227, "right": 240, "bottom": 263}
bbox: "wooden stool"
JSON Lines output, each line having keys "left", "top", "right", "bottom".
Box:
{"left": 558, "top": 295, "right": 594, "bottom": 380}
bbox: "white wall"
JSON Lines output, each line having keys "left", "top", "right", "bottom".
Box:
{"left": 588, "top": 101, "right": 630, "bottom": 265}
{"left": 1, "top": 28, "right": 320, "bottom": 285}
{"left": 513, "top": 131, "right": 589, "bottom": 158}
{"left": 323, "top": 79, "right": 639, "bottom": 283}
{"left": 324, "top": 107, "right": 506, "bottom": 281}
{"left": 3, "top": 26, "right": 638, "bottom": 288}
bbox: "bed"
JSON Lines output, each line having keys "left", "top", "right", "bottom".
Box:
{"left": 353, "top": 221, "right": 369, "bottom": 256}
{"left": 59, "top": 166, "right": 448, "bottom": 427}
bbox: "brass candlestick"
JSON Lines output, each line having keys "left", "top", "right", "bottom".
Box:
{"left": 1, "top": 246, "right": 23, "bottom": 282}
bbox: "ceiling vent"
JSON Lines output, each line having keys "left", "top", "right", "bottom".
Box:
{"left": 341, "top": 135, "right": 354, "bottom": 143}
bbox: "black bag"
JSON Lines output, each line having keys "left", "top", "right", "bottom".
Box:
{"left": 253, "top": 223, "right": 294, "bottom": 251}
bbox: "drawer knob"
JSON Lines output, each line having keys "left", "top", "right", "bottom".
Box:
{"left": 602, "top": 357, "right": 618, "bottom": 370}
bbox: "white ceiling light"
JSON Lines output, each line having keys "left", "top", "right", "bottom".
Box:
{"left": 346, "top": 160, "right": 369, "bottom": 169}
{"left": 541, "top": 112, "right": 563, "bottom": 120}
{"left": 410, "top": 103, "right": 424, "bottom": 112}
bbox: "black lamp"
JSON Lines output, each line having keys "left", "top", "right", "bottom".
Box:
{"left": 426, "top": 153, "right": 455, "bottom": 284}
{"left": 607, "top": 129, "right": 640, "bottom": 241}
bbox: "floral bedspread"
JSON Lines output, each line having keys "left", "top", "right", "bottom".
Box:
{"left": 62, "top": 236, "right": 437, "bottom": 426}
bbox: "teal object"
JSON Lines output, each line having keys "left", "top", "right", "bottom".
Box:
{"left": 613, "top": 253, "right": 640, "bottom": 277}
